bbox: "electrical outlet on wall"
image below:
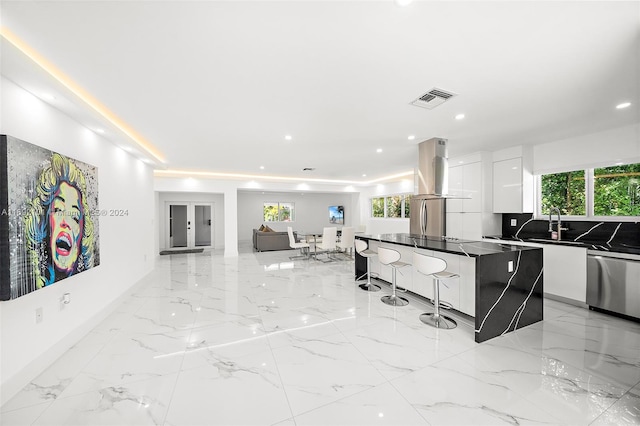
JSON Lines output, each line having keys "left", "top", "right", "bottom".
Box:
{"left": 510, "top": 219, "right": 517, "bottom": 227}
{"left": 508, "top": 260, "right": 514, "bottom": 273}
{"left": 35, "top": 307, "right": 43, "bottom": 323}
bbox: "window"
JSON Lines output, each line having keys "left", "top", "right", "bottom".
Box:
{"left": 594, "top": 164, "right": 640, "bottom": 216}
{"left": 370, "top": 194, "right": 412, "bottom": 218}
{"left": 372, "top": 197, "right": 385, "bottom": 218}
{"left": 263, "top": 202, "right": 295, "bottom": 222}
{"left": 386, "top": 195, "right": 402, "bottom": 218}
{"left": 540, "top": 170, "right": 586, "bottom": 215}
{"left": 404, "top": 194, "right": 412, "bottom": 218}
{"left": 538, "top": 162, "right": 640, "bottom": 218}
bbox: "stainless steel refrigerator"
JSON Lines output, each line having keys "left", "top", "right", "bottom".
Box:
{"left": 410, "top": 197, "right": 446, "bottom": 237}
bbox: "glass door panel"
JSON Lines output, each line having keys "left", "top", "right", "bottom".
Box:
{"left": 194, "top": 205, "right": 212, "bottom": 247}
{"left": 169, "top": 204, "right": 188, "bottom": 248}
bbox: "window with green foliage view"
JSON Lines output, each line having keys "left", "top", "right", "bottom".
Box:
{"left": 372, "top": 197, "right": 384, "bottom": 218}
{"left": 263, "top": 202, "right": 294, "bottom": 222}
{"left": 371, "top": 194, "right": 412, "bottom": 218}
{"left": 539, "top": 162, "right": 640, "bottom": 218}
{"left": 594, "top": 164, "right": 640, "bottom": 216}
{"left": 386, "top": 196, "right": 402, "bottom": 218}
{"left": 540, "top": 170, "right": 586, "bottom": 215}
{"left": 404, "top": 195, "right": 411, "bottom": 218}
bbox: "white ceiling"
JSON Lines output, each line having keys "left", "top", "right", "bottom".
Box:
{"left": 1, "top": 0, "right": 639, "bottom": 183}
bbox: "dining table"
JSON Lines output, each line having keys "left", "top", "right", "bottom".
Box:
{"left": 298, "top": 231, "right": 323, "bottom": 259}
{"left": 299, "top": 229, "right": 341, "bottom": 259}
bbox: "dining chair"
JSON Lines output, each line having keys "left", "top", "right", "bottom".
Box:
{"left": 287, "top": 227, "right": 310, "bottom": 259}
{"left": 316, "top": 226, "right": 338, "bottom": 262}
{"left": 336, "top": 226, "right": 355, "bottom": 258}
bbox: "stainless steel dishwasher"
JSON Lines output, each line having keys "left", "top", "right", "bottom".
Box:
{"left": 586, "top": 250, "right": 640, "bottom": 320}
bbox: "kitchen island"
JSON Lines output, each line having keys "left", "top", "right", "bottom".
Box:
{"left": 355, "top": 233, "right": 543, "bottom": 343}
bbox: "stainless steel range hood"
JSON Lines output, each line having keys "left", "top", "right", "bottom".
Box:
{"left": 415, "top": 137, "right": 449, "bottom": 198}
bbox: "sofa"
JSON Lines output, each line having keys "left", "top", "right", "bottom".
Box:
{"left": 253, "top": 228, "right": 297, "bottom": 252}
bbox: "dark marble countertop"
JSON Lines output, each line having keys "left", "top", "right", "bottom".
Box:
{"left": 483, "top": 235, "right": 640, "bottom": 256}
{"left": 355, "top": 233, "right": 540, "bottom": 258}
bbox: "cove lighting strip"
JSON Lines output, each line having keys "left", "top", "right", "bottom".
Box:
{"left": 1, "top": 27, "right": 166, "bottom": 164}
{"left": 155, "top": 169, "right": 414, "bottom": 185}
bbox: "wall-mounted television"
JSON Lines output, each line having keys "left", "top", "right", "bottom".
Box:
{"left": 329, "top": 205, "right": 344, "bottom": 225}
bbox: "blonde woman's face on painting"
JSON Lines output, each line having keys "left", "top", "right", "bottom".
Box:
{"left": 48, "top": 182, "right": 83, "bottom": 272}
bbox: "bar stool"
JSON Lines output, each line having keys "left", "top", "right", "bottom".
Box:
{"left": 378, "top": 247, "right": 410, "bottom": 307}
{"left": 355, "top": 239, "right": 380, "bottom": 292}
{"left": 413, "top": 252, "right": 458, "bottom": 329}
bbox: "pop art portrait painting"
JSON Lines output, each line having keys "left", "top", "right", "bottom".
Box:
{"left": 0, "top": 135, "right": 100, "bottom": 300}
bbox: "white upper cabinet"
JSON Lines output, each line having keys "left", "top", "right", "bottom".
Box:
{"left": 463, "top": 161, "right": 482, "bottom": 212}
{"left": 493, "top": 157, "right": 525, "bottom": 212}
{"left": 447, "top": 164, "right": 464, "bottom": 212}
{"left": 446, "top": 152, "right": 501, "bottom": 240}
{"left": 492, "top": 146, "right": 534, "bottom": 213}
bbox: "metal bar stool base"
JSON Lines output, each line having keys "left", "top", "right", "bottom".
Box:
{"left": 381, "top": 295, "right": 409, "bottom": 307}
{"left": 419, "top": 312, "right": 457, "bottom": 329}
{"left": 358, "top": 282, "right": 381, "bottom": 292}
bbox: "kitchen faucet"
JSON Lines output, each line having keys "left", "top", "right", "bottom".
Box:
{"left": 548, "top": 207, "right": 568, "bottom": 240}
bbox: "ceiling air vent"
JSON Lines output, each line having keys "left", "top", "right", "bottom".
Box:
{"left": 411, "top": 87, "right": 457, "bottom": 110}
{"left": 302, "top": 167, "right": 315, "bottom": 171}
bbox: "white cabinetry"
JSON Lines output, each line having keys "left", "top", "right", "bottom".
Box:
{"left": 448, "top": 166, "right": 463, "bottom": 213}
{"left": 462, "top": 161, "right": 482, "bottom": 212}
{"left": 458, "top": 256, "right": 476, "bottom": 315}
{"left": 481, "top": 238, "right": 587, "bottom": 304}
{"left": 446, "top": 212, "right": 484, "bottom": 241}
{"left": 492, "top": 146, "right": 534, "bottom": 213}
{"left": 543, "top": 245, "right": 587, "bottom": 303}
{"left": 447, "top": 152, "right": 500, "bottom": 240}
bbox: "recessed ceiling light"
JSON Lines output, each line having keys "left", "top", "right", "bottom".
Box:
{"left": 616, "top": 102, "right": 631, "bottom": 109}
{"left": 408, "top": 135, "right": 415, "bottom": 141}
{"left": 95, "top": 128, "right": 105, "bottom": 134}
{"left": 455, "top": 114, "right": 465, "bottom": 120}
{"left": 42, "top": 93, "right": 56, "bottom": 101}
{"left": 376, "top": 148, "right": 383, "bottom": 153}
{"left": 285, "top": 135, "right": 292, "bottom": 141}
{"left": 259, "top": 166, "right": 265, "bottom": 170}
{"left": 362, "top": 174, "right": 367, "bottom": 177}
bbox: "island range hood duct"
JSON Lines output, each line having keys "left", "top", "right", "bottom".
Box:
{"left": 416, "top": 137, "right": 449, "bottom": 197}
{"left": 410, "top": 137, "right": 450, "bottom": 237}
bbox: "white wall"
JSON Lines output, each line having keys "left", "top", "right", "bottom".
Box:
{"left": 0, "top": 78, "right": 155, "bottom": 404}
{"left": 533, "top": 123, "right": 640, "bottom": 174}
{"left": 237, "top": 191, "right": 357, "bottom": 241}
{"left": 157, "top": 191, "right": 225, "bottom": 250}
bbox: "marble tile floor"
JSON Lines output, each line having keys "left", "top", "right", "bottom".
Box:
{"left": 1, "top": 248, "right": 639, "bottom": 426}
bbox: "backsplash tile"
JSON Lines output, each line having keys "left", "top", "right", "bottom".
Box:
{"left": 500, "top": 214, "right": 640, "bottom": 249}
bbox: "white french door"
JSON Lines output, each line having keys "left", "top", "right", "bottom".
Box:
{"left": 166, "top": 202, "right": 214, "bottom": 249}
